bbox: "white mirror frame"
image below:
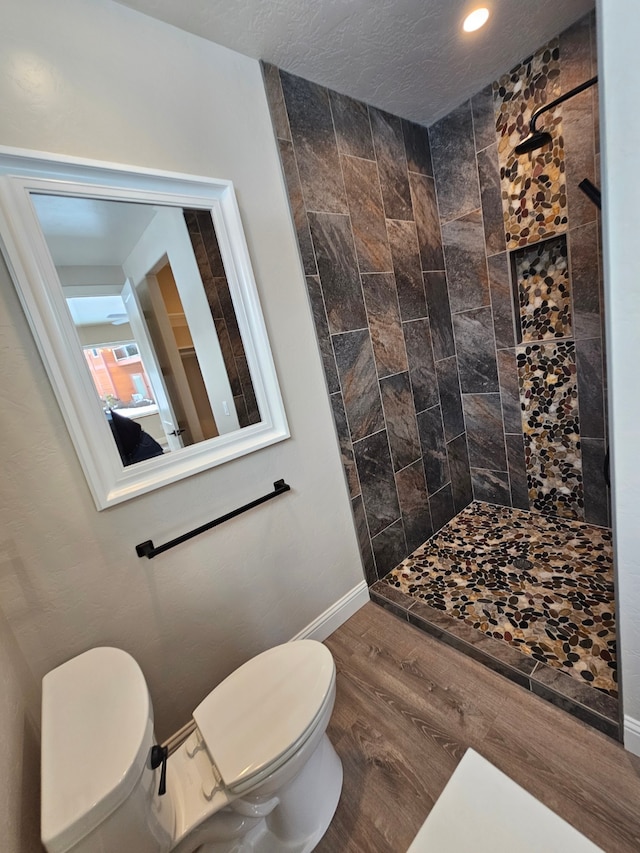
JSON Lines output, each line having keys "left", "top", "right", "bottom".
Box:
{"left": 0, "top": 147, "right": 289, "bottom": 509}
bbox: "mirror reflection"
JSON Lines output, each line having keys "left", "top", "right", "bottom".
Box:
{"left": 31, "top": 194, "right": 260, "bottom": 466}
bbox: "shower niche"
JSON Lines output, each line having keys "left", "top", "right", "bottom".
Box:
{"left": 510, "top": 234, "right": 572, "bottom": 345}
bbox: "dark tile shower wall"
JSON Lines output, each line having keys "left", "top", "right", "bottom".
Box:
{"left": 263, "top": 64, "right": 471, "bottom": 583}
{"left": 263, "top": 11, "right": 608, "bottom": 587}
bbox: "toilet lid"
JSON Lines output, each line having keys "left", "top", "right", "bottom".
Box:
{"left": 193, "top": 640, "right": 335, "bottom": 791}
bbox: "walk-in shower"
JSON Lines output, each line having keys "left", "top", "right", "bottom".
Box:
{"left": 264, "top": 11, "right": 613, "bottom": 739}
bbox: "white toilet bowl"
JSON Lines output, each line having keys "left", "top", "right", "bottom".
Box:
{"left": 41, "top": 641, "right": 343, "bottom": 853}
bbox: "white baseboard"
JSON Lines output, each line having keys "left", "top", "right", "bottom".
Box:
{"left": 623, "top": 715, "right": 640, "bottom": 756}
{"left": 290, "top": 580, "right": 370, "bottom": 642}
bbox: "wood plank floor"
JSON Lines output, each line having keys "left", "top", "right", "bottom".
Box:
{"left": 316, "top": 603, "right": 640, "bottom": 853}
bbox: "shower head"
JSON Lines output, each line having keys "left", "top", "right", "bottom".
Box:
{"left": 513, "top": 130, "right": 553, "bottom": 156}
{"left": 512, "top": 75, "right": 598, "bottom": 158}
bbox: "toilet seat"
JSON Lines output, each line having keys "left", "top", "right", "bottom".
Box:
{"left": 193, "top": 640, "right": 335, "bottom": 795}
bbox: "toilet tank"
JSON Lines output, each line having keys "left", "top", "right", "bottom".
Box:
{"left": 41, "top": 647, "right": 175, "bottom": 853}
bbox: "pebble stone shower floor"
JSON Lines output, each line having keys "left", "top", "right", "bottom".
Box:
{"left": 383, "top": 502, "right": 616, "bottom": 697}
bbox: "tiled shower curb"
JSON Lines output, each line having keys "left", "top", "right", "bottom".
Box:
{"left": 370, "top": 581, "right": 620, "bottom": 741}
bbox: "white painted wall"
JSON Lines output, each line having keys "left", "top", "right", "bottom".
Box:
{"left": 598, "top": 0, "right": 640, "bottom": 753}
{"left": 0, "top": 0, "right": 365, "bottom": 847}
{"left": 0, "top": 615, "right": 41, "bottom": 852}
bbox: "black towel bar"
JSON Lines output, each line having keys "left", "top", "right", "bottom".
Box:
{"left": 135, "top": 479, "right": 291, "bottom": 559}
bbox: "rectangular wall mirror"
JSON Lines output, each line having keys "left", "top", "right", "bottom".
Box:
{"left": 0, "top": 148, "right": 289, "bottom": 509}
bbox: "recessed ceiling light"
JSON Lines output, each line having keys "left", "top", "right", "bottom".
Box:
{"left": 463, "top": 7, "right": 490, "bottom": 33}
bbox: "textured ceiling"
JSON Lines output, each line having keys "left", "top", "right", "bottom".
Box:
{"left": 113, "top": 0, "right": 595, "bottom": 125}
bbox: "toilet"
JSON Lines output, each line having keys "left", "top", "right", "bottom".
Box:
{"left": 40, "top": 640, "right": 343, "bottom": 853}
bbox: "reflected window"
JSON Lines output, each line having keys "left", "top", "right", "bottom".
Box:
{"left": 81, "top": 342, "right": 156, "bottom": 406}
{"left": 112, "top": 343, "right": 140, "bottom": 361}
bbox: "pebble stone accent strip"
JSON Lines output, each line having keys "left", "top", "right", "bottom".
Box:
{"left": 517, "top": 340, "right": 584, "bottom": 519}
{"left": 384, "top": 502, "right": 616, "bottom": 696}
{"left": 514, "top": 234, "right": 572, "bottom": 342}
{"left": 495, "top": 40, "right": 568, "bottom": 249}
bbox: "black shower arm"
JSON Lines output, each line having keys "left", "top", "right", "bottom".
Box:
{"left": 528, "top": 75, "right": 598, "bottom": 133}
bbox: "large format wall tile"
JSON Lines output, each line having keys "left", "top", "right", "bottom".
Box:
{"left": 441, "top": 210, "right": 490, "bottom": 313}
{"left": 189, "top": 207, "right": 222, "bottom": 272}
{"left": 576, "top": 337, "right": 605, "bottom": 439}
{"left": 387, "top": 219, "right": 427, "bottom": 321}
{"left": 581, "top": 438, "right": 609, "bottom": 527}
{"left": 589, "top": 11, "right": 599, "bottom": 155}
{"left": 369, "top": 107, "right": 413, "bottom": 221}
{"left": 351, "top": 494, "right": 376, "bottom": 584}
{"left": 361, "top": 272, "right": 408, "bottom": 378}
{"left": 333, "top": 329, "right": 384, "bottom": 441}
{"left": 570, "top": 222, "right": 601, "bottom": 340}
{"left": 448, "top": 433, "right": 473, "bottom": 512}
{"left": 429, "top": 100, "right": 481, "bottom": 223}
{"left": 402, "top": 119, "right": 433, "bottom": 176}
{"left": 329, "top": 90, "right": 375, "bottom": 159}
{"left": 435, "top": 356, "right": 465, "bottom": 442}
{"left": 505, "top": 433, "right": 530, "bottom": 510}
{"left": 563, "top": 86, "right": 597, "bottom": 230}
{"left": 185, "top": 209, "right": 221, "bottom": 277}
{"left": 409, "top": 173, "right": 445, "bottom": 271}
{"left": 330, "top": 391, "right": 359, "bottom": 498}
{"left": 487, "top": 252, "right": 516, "bottom": 350}
{"left": 262, "top": 62, "right": 291, "bottom": 141}
{"left": 477, "top": 144, "right": 506, "bottom": 256}
{"left": 452, "top": 307, "right": 499, "bottom": 394}
{"left": 560, "top": 15, "right": 598, "bottom": 230}
{"left": 429, "top": 483, "right": 456, "bottom": 532}
{"left": 417, "top": 405, "right": 450, "bottom": 495}
{"left": 471, "top": 468, "right": 512, "bottom": 505}
{"left": 279, "top": 138, "right": 317, "bottom": 276}
{"left": 305, "top": 275, "right": 339, "bottom": 394}
{"left": 236, "top": 356, "right": 260, "bottom": 425}
{"left": 463, "top": 393, "right": 508, "bottom": 472}
{"left": 472, "top": 84, "right": 497, "bottom": 152}
{"left": 497, "top": 348, "right": 522, "bottom": 435}
{"left": 424, "top": 271, "right": 455, "bottom": 360}
{"left": 279, "top": 71, "right": 348, "bottom": 214}
{"left": 341, "top": 154, "right": 392, "bottom": 273}
{"left": 213, "top": 317, "right": 241, "bottom": 399}
{"left": 561, "top": 12, "right": 593, "bottom": 92}
{"left": 403, "top": 319, "right": 438, "bottom": 413}
{"left": 395, "top": 460, "right": 433, "bottom": 553}
{"left": 371, "top": 520, "right": 408, "bottom": 576}
{"left": 353, "top": 430, "right": 401, "bottom": 536}
{"left": 308, "top": 212, "right": 367, "bottom": 334}
{"left": 380, "top": 372, "right": 421, "bottom": 472}
{"left": 186, "top": 210, "right": 257, "bottom": 424}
